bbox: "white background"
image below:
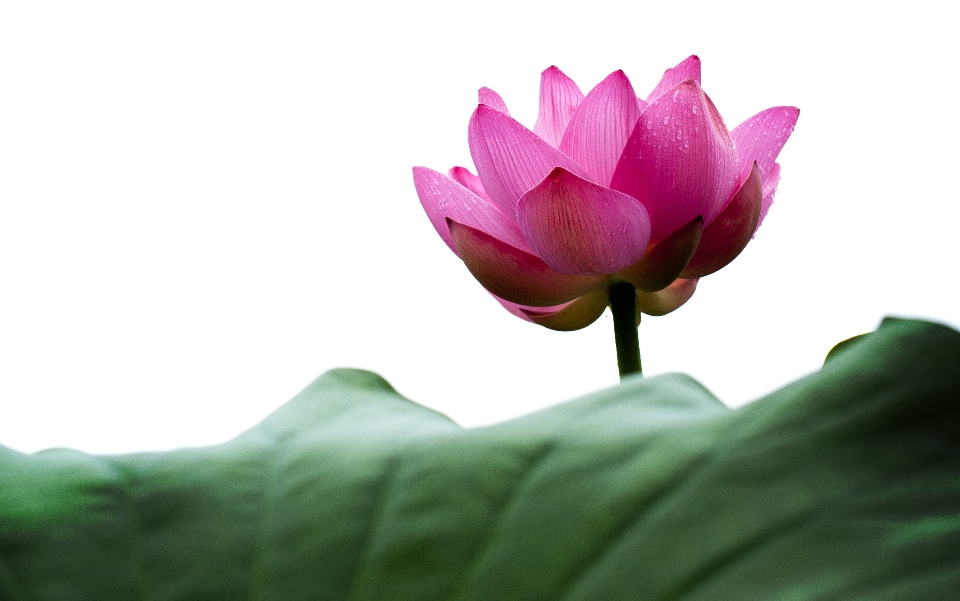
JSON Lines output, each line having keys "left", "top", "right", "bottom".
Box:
{"left": 1, "top": 1, "right": 956, "bottom": 454}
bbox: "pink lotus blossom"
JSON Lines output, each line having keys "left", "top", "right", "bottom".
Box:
{"left": 414, "top": 56, "right": 798, "bottom": 331}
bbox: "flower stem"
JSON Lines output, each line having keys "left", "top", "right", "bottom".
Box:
{"left": 609, "top": 282, "right": 641, "bottom": 379}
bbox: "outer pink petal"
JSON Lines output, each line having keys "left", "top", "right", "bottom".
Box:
{"left": 532, "top": 66, "right": 584, "bottom": 148}
{"left": 644, "top": 55, "right": 702, "bottom": 104}
{"left": 731, "top": 106, "right": 799, "bottom": 184}
{"left": 517, "top": 167, "right": 650, "bottom": 275}
{"left": 478, "top": 87, "right": 509, "bottom": 115}
{"left": 469, "top": 105, "right": 590, "bottom": 217}
{"left": 449, "top": 220, "right": 605, "bottom": 306}
{"left": 559, "top": 70, "right": 642, "bottom": 186}
{"left": 757, "top": 162, "right": 781, "bottom": 231}
{"left": 681, "top": 163, "right": 762, "bottom": 279}
{"left": 636, "top": 278, "right": 698, "bottom": 316}
{"left": 617, "top": 215, "right": 703, "bottom": 292}
{"left": 610, "top": 79, "right": 739, "bottom": 244}
{"left": 413, "top": 167, "right": 530, "bottom": 255}
{"left": 448, "top": 166, "right": 493, "bottom": 202}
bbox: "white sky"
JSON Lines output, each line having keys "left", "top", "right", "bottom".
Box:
{"left": 1, "top": 2, "right": 956, "bottom": 454}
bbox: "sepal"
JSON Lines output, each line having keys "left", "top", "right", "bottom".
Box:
{"left": 521, "top": 289, "right": 609, "bottom": 331}
{"left": 636, "top": 278, "right": 698, "bottom": 316}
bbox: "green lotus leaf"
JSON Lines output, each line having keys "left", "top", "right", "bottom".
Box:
{"left": 2, "top": 318, "right": 959, "bottom": 600}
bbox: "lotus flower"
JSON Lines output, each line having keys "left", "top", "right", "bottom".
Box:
{"left": 414, "top": 56, "right": 798, "bottom": 331}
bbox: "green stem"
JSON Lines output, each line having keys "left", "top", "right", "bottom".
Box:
{"left": 609, "top": 283, "right": 642, "bottom": 379}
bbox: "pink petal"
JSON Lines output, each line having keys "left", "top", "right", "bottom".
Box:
{"left": 617, "top": 215, "right": 703, "bottom": 292}
{"left": 644, "top": 55, "right": 702, "bottom": 104}
{"left": 757, "top": 162, "right": 781, "bottom": 231}
{"left": 517, "top": 167, "right": 651, "bottom": 275}
{"left": 532, "top": 66, "right": 584, "bottom": 148}
{"left": 610, "top": 79, "right": 739, "bottom": 244}
{"left": 636, "top": 278, "right": 698, "bottom": 316}
{"left": 449, "top": 219, "right": 605, "bottom": 307}
{"left": 448, "top": 166, "right": 492, "bottom": 202}
{"left": 731, "top": 106, "right": 799, "bottom": 183}
{"left": 413, "top": 167, "right": 530, "bottom": 255}
{"left": 559, "top": 70, "right": 642, "bottom": 186}
{"left": 469, "top": 104, "right": 590, "bottom": 217}
{"left": 520, "top": 289, "right": 609, "bottom": 331}
{"left": 478, "top": 87, "right": 509, "bottom": 115}
{"left": 681, "top": 162, "right": 762, "bottom": 279}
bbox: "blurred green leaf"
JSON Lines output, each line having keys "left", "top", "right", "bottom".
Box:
{"left": 824, "top": 332, "right": 871, "bottom": 364}
{"left": 2, "top": 318, "right": 959, "bottom": 600}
